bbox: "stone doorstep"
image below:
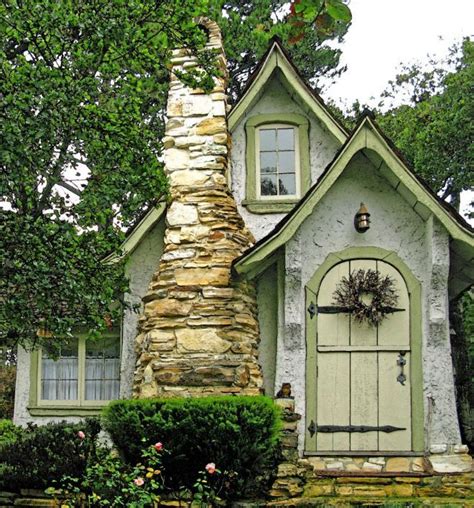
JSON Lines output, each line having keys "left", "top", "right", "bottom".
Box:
{"left": 311, "top": 470, "right": 431, "bottom": 478}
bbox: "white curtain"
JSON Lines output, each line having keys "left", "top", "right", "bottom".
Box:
{"left": 41, "top": 336, "right": 120, "bottom": 402}
{"left": 41, "top": 357, "right": 78, "bottom": 400}
{"left": 85, "top": 357, "right": 120, "bottom": 400}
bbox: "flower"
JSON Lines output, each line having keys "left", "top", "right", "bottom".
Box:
{"left": 154, "top": 442, "right": 163, "bottom": 451}
{"left": 205, "top": 462, "right": 216, "bottom": 474}
{"left": 77, "top": 431, "right": 85, "bottom": 440}
{"left": 134, "top": 477, "right": 144, "bottom": 487}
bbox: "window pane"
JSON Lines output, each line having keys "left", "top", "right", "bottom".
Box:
{"left": 260, "top": 151, "right": 277, "bottom": 174}
{"left": 278, "top": 174, "right": 296, "bottom": 196}
{"left": 85, "top": 337, "right": 120, "bottom": 401}
{"left": 279, "top": 151, "right": 295, "bottom": 173}
{"left": 41, "top": 340, "right": 78, "bottom": 400}
{"left": 261, "top": 174, "right": 277, "bottom": 196}
{"left": 259, "top": 129, "right": 276, "bottom": 151}
{"left": 277, "top": 128, "right": 294, "bottom": 151}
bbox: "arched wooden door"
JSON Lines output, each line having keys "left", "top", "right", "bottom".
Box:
{"left": 307, "top": 259, "right": 412, "bottom": 453}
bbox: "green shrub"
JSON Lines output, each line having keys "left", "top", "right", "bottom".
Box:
{"left": 0, "top": 419, "right": 22, "bottom": 447}
{"left": 102, "top": 396, "right": 281, "bottom": 499}
{"left": 0, "top": 418, "right": 101, "bottom": 491}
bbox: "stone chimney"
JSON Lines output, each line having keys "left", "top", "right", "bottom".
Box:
{"left": 133, "top": 19, "right": 263, "bottom": 398}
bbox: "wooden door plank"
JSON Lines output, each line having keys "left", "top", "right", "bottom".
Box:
{"left": 349, "top": 260, "right": 377, "bottom": 346}
{"left": 379, "top": 352, "right": 412, "bottom": 451}
{"left": 318, "top": 345, "right": 410, "bottom": 352}
{"left": 350, "top": 352, "right": 378, "bottom": 451}
{"left": 377, "top": 261, "right": 410, "bottom": 346}
{"left": 316, "top": 352, "right": 350, "bottom": 451}
{"left": 318, "top": 262, "right": 350, "bottom": 346}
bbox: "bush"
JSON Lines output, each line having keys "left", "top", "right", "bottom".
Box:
{"left": 0, "top": 418, "right": 101, "bottom": 491}
{"left": 102, "top": 396, "right": 281, "bottom": 499}
{"left": 0, "top": 419, "right": 22, "bottom": 447}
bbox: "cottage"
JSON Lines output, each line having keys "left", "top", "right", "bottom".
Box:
{"left": 14, "top": 20, "right": 473, "bottom": 474}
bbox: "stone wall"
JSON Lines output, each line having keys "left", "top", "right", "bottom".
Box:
{"left": 133, "top": 19, "right": 263, "bottom": 398}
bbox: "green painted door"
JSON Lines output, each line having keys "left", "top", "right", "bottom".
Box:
{"left": 314, "top": 259, "right": 412, "bottom": 453}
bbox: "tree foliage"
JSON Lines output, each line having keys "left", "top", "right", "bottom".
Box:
{"left": 219, "top": 0, "right": 350, "bottom": 99}
{"left": 0, "top": 0, "right": 219, "bottom": 350}
{"left": 376, "top": 38, "right": 474, "bottom": 211}
{"left": 0, "top": 0, "right": 351, "bottom": 349}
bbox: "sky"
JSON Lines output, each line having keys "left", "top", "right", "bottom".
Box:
{"left": 320, "top": 0, "right": 473, "bottom": 220}
{"left": 321, "top": 0, "right": 474, "bottom": 108}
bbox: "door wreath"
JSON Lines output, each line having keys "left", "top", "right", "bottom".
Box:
{"left": 332, "top": 268, "right": 399, "bottom": 326}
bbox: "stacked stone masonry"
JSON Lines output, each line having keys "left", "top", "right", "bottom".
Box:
{"left": 269, "top": 398, "right": 473, "bottom": 503}
{"left": 133, "top": 19, "right": 263, "bottom": 398}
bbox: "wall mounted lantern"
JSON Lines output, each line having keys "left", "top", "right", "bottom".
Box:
{"left": 354, "top": 203, "right": 370, "bottom": 233}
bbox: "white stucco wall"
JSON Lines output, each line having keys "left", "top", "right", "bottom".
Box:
{"left": 121, "top": 219, "right": 166, "bottom": 398}
{"left": 13, "top": 219, "right": 165, "bottom": 426}
{"left": 256, "top": 263, "right": 279, "bottom": 396}
{"left": 13, "top": 348, "right": 43, "bottom": 427}
{"left": 229, "top": 73, "right": 341, "bottom": 241}
{"left": 273, "top": 151, "right": 462, "bottom": 452}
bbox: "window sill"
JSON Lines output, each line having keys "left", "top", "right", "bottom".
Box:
{"left": 28, "top": 405, "right": 108, "bottom": 417}
{"left": 242, "top": 199, "right": 299, "bottom": 214}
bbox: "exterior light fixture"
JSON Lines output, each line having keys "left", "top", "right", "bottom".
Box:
{"left": 354, "top": 202, "right": 370, "bottom": 233}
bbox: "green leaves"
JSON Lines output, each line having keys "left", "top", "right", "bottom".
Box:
{"left": 325, "top": 0, "right": 352, "bottom": 22}
{"left": 288, "top": 0, "right": 351, "bottom": 44}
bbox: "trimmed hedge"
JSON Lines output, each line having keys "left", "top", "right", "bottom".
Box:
{"left": 0, "top": 418, "right": 100, "bottom": 491}
{"left": 102, "top": 396, "right": 282, "bottom": 498}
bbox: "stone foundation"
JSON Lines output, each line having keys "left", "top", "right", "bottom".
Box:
{"left": 269, "top": 474, "right": 474, "bottom": 505}
{"left": 269, "top": 397, "right": 473, "bottom": 503}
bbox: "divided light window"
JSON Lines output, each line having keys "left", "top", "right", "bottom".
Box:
{"left": 258, "top": 125, "right": 298, "bottom": 198}
{"left": 40, "top": 335, "right": 120, "bottom": 405}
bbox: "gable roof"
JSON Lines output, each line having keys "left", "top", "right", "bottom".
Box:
{"left": 103, "top": 203, "right": 167, "bottom": 264}
{"left": 228, "top": 38, "right": 348, "bottom": 144}
{"left": 233, "top": 113, "right": 474, "bottom": 297}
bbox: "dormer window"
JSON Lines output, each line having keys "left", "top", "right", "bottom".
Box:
{"left": 244, "top": 113, "right": 310, "bottom": 213}
{"left": 258, "top": 125, "right": 298, "bottom": 198}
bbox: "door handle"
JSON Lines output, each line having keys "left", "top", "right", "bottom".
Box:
{"left": 397, "top": 351, "right": 407, "bottom": 385}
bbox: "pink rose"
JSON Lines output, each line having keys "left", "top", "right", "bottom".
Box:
{"left": 154, "top": 442, "right": 163, "bottom": 451}
{"left": 77, "top": 431, "right": 85, "bottom": 440}
{"left": 205, "top": 462, "right": 216, "bottom": 474}
{"left": 134, "top": 477, "right": 144, "bottom": 487}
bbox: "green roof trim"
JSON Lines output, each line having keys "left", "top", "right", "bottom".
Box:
{"left": 228, "top": 39, "right": 348, "bottom": 144}
{"left": 103, "top": 203, "right": 167, "bottom": 264}
{"left": 234, "top": 115, "right": 474, "bottom": 294}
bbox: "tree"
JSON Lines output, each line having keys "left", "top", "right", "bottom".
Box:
{"left": 376, "top": 38, "right": 474, "bottom": 212}
{"left": 0, "top": 0, "right": 352, "bottom": 350}
{"left": 219, "top": 0, "right": 351, "bottom": 99}
{"left": 0, "top": 0, "right": 221, "bottom": 351}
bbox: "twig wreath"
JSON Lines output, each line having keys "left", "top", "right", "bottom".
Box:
{"left": 332, "top": 269, "right": 399, "bottom": 326}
